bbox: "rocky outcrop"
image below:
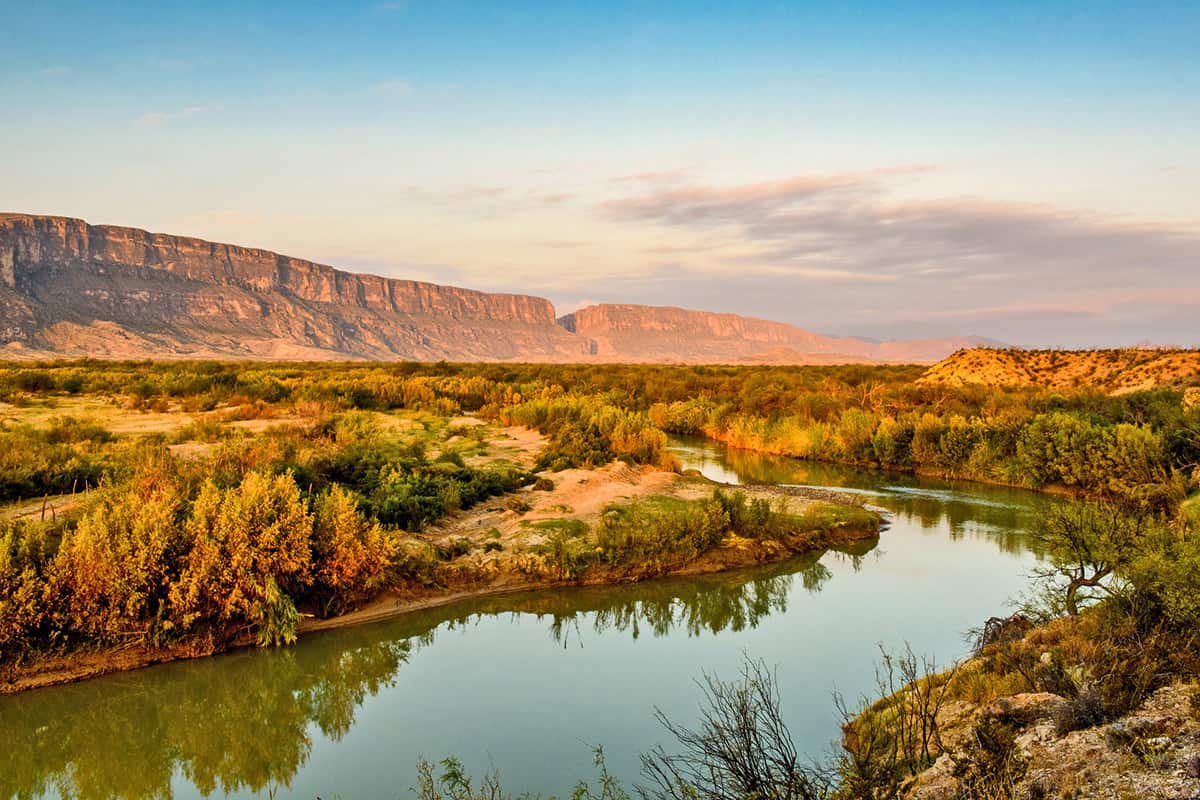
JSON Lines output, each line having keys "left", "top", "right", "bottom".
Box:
{"left": 558, "top": 304, "right": 994, "bottom": 364}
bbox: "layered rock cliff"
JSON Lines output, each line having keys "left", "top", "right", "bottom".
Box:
{"left": 0, "top": 213, "right": 992, "bottom": 364}
{"left": 0, "top": 214, "right": 587, "bottom": 361}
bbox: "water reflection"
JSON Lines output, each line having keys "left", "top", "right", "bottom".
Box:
{"left": 673, "top": 436, "right": 1048, "bottom": 556}
{"left": 1, "top": 629, "right": 417, "bottom": 800}
{"left": 3, "top": 437, "right": 1048, "bottom": 800}
{"left": 0, "top": 539, "right": 871, "bottom": 800}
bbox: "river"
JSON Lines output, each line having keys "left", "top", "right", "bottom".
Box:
{"left": 0, "top": 437, "right": 1055, "bottom": 799}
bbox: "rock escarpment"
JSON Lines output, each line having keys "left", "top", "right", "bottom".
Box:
{"left": 0, "top": 214, "right": 587, "bottom": 361}
{"left": 1, "top": 213, "right": 991, "bottom": 364}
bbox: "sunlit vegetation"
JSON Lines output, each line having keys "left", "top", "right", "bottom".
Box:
{"left": 827, "top": 494, "right": 1200, "bottom": 797}
{"left": 528, "top": 489, "right": 874, "bottom": 581}
{"left": 3, "top": 353, "right": 1197, "bottom": 771}
{"left": 0, "top": 404, "right": 539, "bottom": 666}
{"left": 0, "top": 360, "right": 891, "bottom": 675}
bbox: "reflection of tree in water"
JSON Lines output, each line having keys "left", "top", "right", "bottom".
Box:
{"left": 448, "top": 543, "right": 874, "bottom": 648}
{"left": 684, "top": 437, "right": 1051, "bottom": 557}
{"left": 0, "top": 628, "right": 416, "bottom": 800}
{"left": 0, "top": 539, "right": 875, "bottom": 800}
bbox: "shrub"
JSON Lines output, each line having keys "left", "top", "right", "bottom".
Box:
{"left": 0, "top": 520, "right": 57, "bottom": 662}
{"left": 505, "top": 495, "right": 532, "bottom": 514}
{"left": 1053, "top": 684, "right": 1106, "bottom": 735}
{"left": 170, "top": 472, "right": 313, "bottom": 646}
{"left": 310, "top": 486, "right": 396, "bottom": 616}
{"left": 53, "top": 484, "right": 186, "bottom": 644}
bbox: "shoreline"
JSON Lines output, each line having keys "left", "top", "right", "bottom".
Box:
{"left": 0, "top": 475, "right": 880, "bottom": 696}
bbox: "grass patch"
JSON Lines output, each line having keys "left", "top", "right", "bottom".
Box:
{"left": 521, "top": 517, "right": 589, "bottom": 538}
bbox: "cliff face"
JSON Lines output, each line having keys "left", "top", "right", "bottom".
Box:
{"left": 559, "top": 304, "right": 990, "bottom": 364}
{"left": 0, "top": 214, "right": 585, "bottom": 361}
{"left": 0, "top": 213, "right": 991, "bottom": 364}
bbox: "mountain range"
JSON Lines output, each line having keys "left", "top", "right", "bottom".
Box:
{"left": 0, "top": 214, "right": 997, "bottom": 364}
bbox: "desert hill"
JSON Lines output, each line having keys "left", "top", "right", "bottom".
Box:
{"left": 558, "top": 304, "right": 996, "bottom": 364}
{"left": 2, "top": 213, "right": 987, "bottom": 364}
{"left": 918, "top": 348, "right": 1200, "bottom": 394}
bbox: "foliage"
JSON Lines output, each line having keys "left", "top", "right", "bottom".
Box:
{"left": 170, "top": 472, "right": 315, "bottom": 646}
{"left": 310, "top": 485, "right": 396, "bottom": 615}
{"left": 0, "top": 519, "right": 57, "bottom": 662}
{"left": 1027, "top": 500, "right": 1147, "bottom": 617}
{"left": 52, "top": 482, "right": 186, "bottom": 644}
{"left": 836, "top": 645, "right": 956, "bottom": 799}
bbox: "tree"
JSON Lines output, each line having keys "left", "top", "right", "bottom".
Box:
{"left": 311, "top": 485, "right": 396, "bottom": 615}
{"left": 1029, "top": 501, "right": 1145, "bottom": 617}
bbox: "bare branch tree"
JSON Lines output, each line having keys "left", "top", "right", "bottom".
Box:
{"left": 638, "top": 657, "right": 832, "bottom": 800}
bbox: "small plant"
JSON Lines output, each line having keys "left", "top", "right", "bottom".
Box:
{"left": 482, "top": 541, "right": 503, "bottom": 553}
{"left": 435, "top": 538, "right": 472, "bottom": 561}
{"left": 504, "top": 495, "right": 532, "bottom": 514}
{"left": 532, "top": 477, "right": 555, "bottom": 491}
{"left": 1053, "top": 683, "right": 1106, "bottom": 735}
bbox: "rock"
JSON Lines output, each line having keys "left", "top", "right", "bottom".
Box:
{"left": 0, "top": 213, "right": 588, "bottom": 361}
{"left": 987, "top": 692, "right": 1066, "bottom": 726}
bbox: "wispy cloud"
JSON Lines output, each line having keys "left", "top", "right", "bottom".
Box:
{"left": 601, "top": 170, "right": 1200, "bottom": 286}
{"left": 39, "top": 66, "right": 71, "bottom": 76}
{"left": 134, "top": 105, "right": 224, "bottom": 126}
{"left": 595, "top": 168, "right": 1200, "bottom": 344}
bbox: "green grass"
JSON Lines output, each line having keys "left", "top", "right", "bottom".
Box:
{"left": 792, "top": 502, "right": 881, "bottom": 534}
{"left": 521, "top": 517, "right": 589, "bottom": 537}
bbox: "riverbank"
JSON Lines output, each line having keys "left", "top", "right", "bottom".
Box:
{"left": 0, "top": 463, "right": 881, "bottom": 695}
{"left": 689, "top": 428, "right": 1094, "bottom": 499}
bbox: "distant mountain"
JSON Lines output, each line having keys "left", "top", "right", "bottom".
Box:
{"left": 557, "top": 304, "right": 998, "bottom": 363}
{"left": 918, "top": 348, "right": 1200, "bottom": 394}
{"left": 1, "top": 214, "right": 993, "bottom": 364}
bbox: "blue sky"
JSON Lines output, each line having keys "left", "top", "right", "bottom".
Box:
{"left": 2, "top": 1, "right": 1198, "bottom": 346}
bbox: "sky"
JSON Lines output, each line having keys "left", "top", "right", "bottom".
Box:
{"left": 2, "top": 0, "right": 1197, "bottom": 347}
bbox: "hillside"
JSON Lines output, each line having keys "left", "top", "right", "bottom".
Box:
{"left": 918, "top": 348, "right": 1200, "bottom": 394}
{"left": 560, "top": 304, "right": 996, "bottom": 364}
{"left": 2, "top": 213, "right": 985, "bottom": 364}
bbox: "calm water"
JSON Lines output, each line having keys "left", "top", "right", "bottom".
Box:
{"left": 0, "top": 438, "right": 1054, "bottom": 799}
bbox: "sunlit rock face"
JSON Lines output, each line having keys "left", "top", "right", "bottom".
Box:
{"left": 0, "top": 214, "right": 589, "bottom": 361}
{"left": 0, "top": 213, "right": 986, "bottom": 363}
